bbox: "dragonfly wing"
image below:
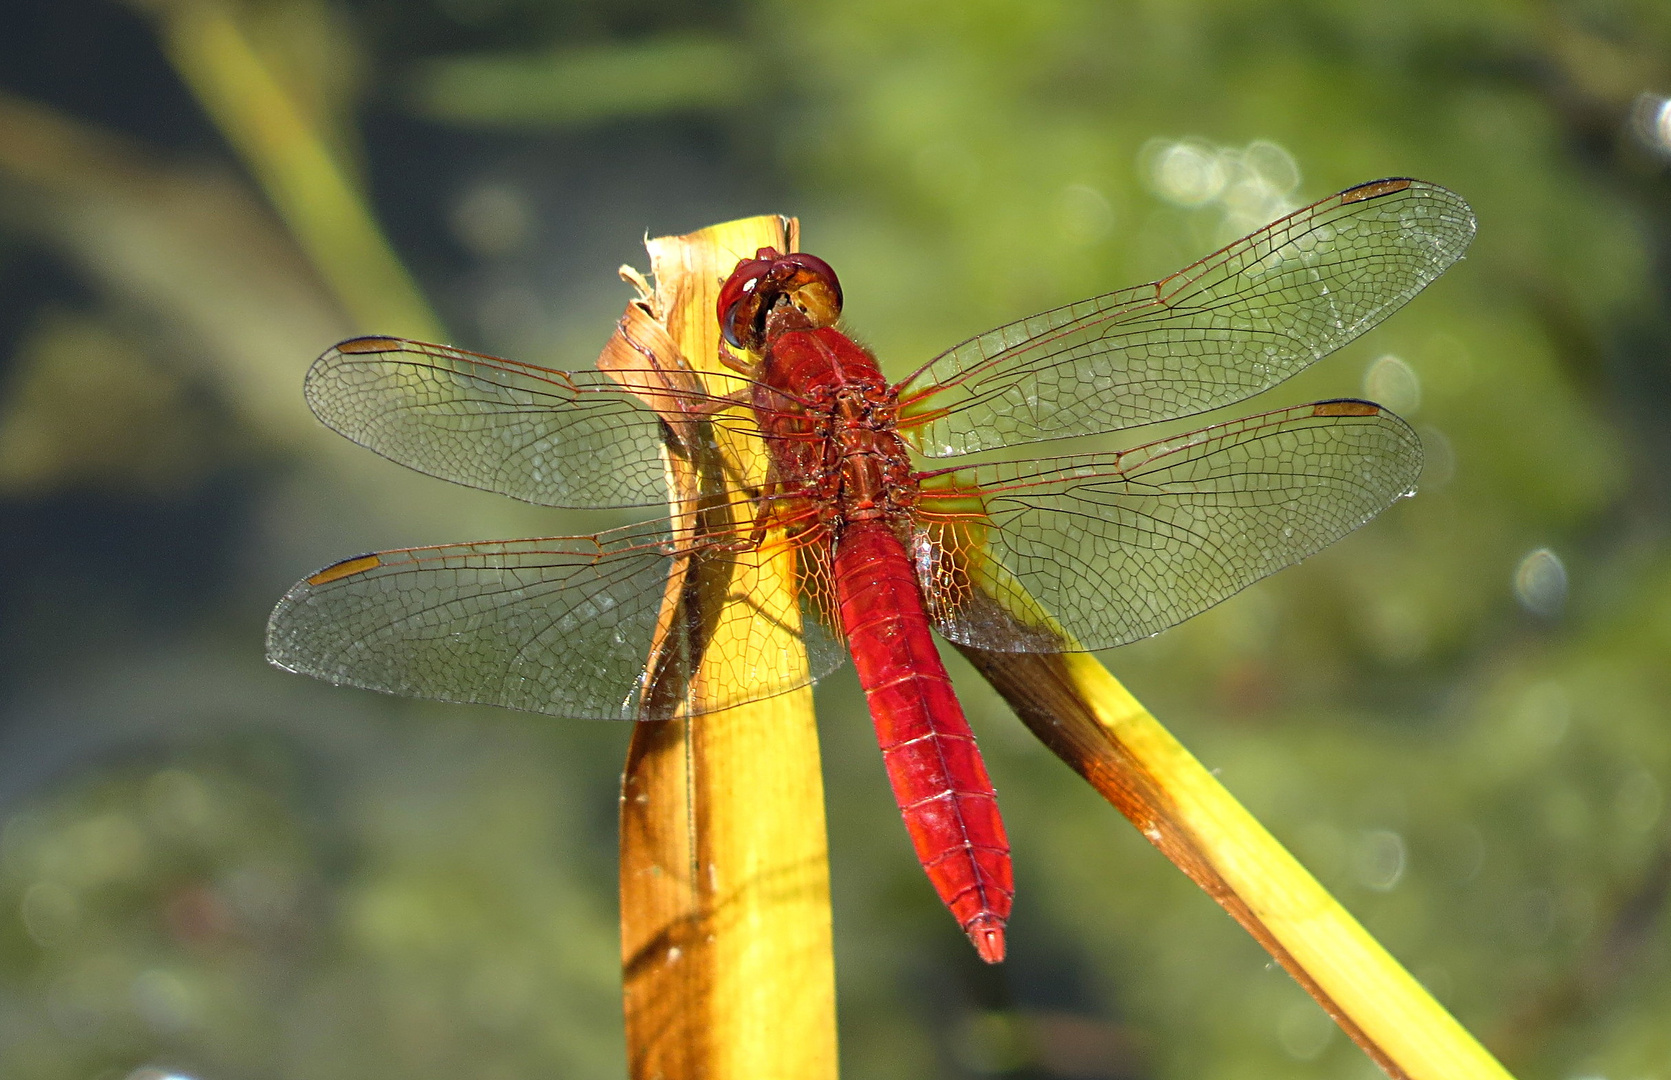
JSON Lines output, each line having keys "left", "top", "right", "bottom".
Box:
{"left": 913, "top": 401, "right": 1422, "bottom": 651}
{"left": 898, "top": 179, "right": 1473, "bottom": 456}
{"left": 267, "top": 519, "right": 846, "bottom": 720}
{"left": 306, "top": 337, "right": 744, "bottom": 509}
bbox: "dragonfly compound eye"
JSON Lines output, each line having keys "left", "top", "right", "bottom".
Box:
{"left": 775, "top": 252, "right": 843, "bottom": 330}
{"left": 718, "top": 248, "right": 844, "bottom": 351}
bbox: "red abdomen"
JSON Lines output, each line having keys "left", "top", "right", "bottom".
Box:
{"left": 834, "top": 518, "right": 1013, "bottom": 962}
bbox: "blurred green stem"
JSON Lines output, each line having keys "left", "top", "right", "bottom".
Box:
{"left": 151, "top": 0, "right": 444, "bottom": 340}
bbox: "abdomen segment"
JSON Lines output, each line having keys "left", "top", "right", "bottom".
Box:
{"left": 834, "top": 519, "right": 1013, "bottom": 962}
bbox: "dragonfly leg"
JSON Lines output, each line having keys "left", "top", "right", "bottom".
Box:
{"left": 714, "top": 338, "right": 762, "bottom": 378}
{"left": 744, "top": 473, "right": 788, "bottom": 549}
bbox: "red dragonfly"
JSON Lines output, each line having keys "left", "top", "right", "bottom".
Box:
{"left": 268, "top": 178, "right": 1474, "bottom": 963}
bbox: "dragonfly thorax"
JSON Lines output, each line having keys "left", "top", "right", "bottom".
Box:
{"left": 750, "top": 326, "right": 918, "bottom": 536}
{"left": 829, "top": 386, "right": 916, "bottom": 526}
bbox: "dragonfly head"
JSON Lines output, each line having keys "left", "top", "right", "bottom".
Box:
{"left": 718, "top": 247, "right": 844, "bottom": 352}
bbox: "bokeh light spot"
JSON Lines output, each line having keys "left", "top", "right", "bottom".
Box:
{"left": 1354, "top": 830, "right": 1406, "bottom": 892}
{"left": 1615, "top": 768, "right": 1663, "bottom": 832}
{"left": 1055, "top": 183, "right": 1115, "bottom": 246}
{"left": 1513, "top": 548, "right": 1568, "bottom": 617}
{"left": 1146, "top": 139, "right": 1224, "bottom": 205}
{"left": 1416, "top": 425, "right": 1456, "bottom": 491}
{"left": 1242, "top": 139, "right": 1301, "bottom": 197}
{"left": 1142, "top": 137, "right": 1302, "bottom": 239}
{"left": 1276, "top": 999, "right": 1334, "bottom": 1061}
{"left": 1629, "top": 92, "right": 1671, "bottom": 156}
{"left": 1363, "top": 353, "right": 1421, "bottom": 415}
{"left": 20, "top": 881, "right": 80, "bottom": 945}
{"left": 451, "top": 181, "right": 534, "bottom": 258}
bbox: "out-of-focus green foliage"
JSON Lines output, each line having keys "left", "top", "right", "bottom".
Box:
{"left": 409, "top": 35, "right": 755, "bottom": 126}
{"left": 0, "top": 718, "right": 624, "bottom": 1080}
{"left": 1, "top": 1, "right": 1669, "bottom": 1078}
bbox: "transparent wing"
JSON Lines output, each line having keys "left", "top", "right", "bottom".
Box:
{"left": 305, "top": 336, "right": 752, "bottom": 509}
{"left": 913, "top": 401, "right": 1422, "bottom": 651}
{"left": 897, "top": 179, "right": 1474, "bottom": 456}
{"left": 266, "top": 517, "right": 846, "bottom": 720}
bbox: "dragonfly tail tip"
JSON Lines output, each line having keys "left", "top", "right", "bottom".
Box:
{"left": 966, "top": 918, "right": 1007, "bottom": 964}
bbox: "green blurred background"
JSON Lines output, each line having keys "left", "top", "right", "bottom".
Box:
{"left": 2, "top": 1, "right": 1669, "bottom": 1078}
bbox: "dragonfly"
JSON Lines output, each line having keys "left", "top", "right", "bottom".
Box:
{"left": 268, "top": 177, "right": 1475, "bottom": 963}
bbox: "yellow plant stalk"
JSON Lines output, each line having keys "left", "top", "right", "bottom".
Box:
{"left": 608, "top": 217, "right": 837, "bottom": 1080}
{"left": 147, "top": 0, "right": 443, "bottom": 339}
{"left": 960, "top": 647, "right": 1515, "bottom": 1080}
